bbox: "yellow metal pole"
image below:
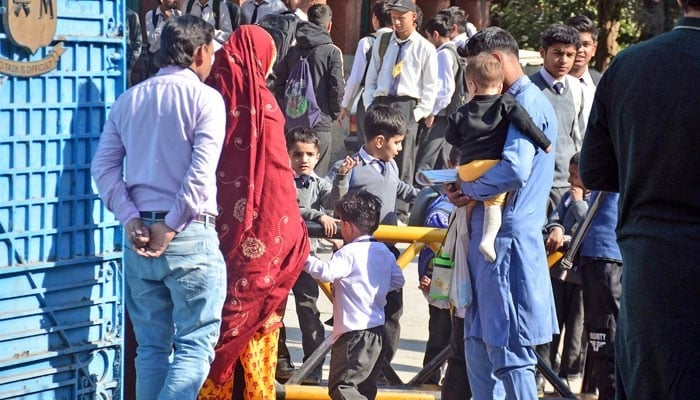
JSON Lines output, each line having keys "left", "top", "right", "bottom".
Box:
{"left": 373, "top": 225, "right": 447, "bottom": 244}
{"left": 279, "top": 384, "right": 439, "bottom": 400}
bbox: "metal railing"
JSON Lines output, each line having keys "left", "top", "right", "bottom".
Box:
{"left": 279, "top": 222, "right": 577, "bottom": 400}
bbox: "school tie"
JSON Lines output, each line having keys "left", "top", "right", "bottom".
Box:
{"left": 294, "top": 175, "right": 311, "bottom": 188}
{"left": 553, "top": 81, "right": 565, "bottom": 95}
{"left": 250, "top": 2, "right": 262, "bottom": 24}
{"left": 388, "top": 40, "right": 409, "bottom": 96}
{"left": 372, "top": 159, "right": 386, "bottom": 176}
{"left": 198, "top": 2, "right": 208, "bottom": 18}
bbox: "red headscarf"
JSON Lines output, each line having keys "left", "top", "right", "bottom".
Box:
{"left": 206, "top": 25, "right": 309, "bottom": 386}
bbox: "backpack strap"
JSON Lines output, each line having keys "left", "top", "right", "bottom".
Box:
{"left": 185, "top": 0, "right": 195, "bottom": 14}
{"left": 152, "top": 7, "right": 160, "bottom": 29}
{"left": 213, "top": 0, "right": 221, "bottom": 30}
{"left": 377, "top": 32, "right": 392, "bottom": 67}
{"left": 443, "top": 43, "right": 460, "bottom": 78}
{"left": 360, "top": 33, "right": 377, "bottom": 88}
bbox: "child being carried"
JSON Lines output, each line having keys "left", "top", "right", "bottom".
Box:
{"left": 446, "top": 53, "right": 552, "bottom": 262}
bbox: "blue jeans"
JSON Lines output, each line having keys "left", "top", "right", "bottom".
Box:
{"left": 124, "top": 222, "right": 226, "bottom": 400}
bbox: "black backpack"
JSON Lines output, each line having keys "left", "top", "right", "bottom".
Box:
{"left": 443, "top": 43, "right": 469, "bottom": 116}
{"left": 185, "top": 0, "right": 242, "bottom": 31}
{"left": 257, "top": 12, "right": 299, "bottom": 69}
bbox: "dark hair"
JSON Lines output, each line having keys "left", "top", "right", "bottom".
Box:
{"left": 540, "top": 24, "right": 582, "bottom": 50}
{"left": 565, "top": 15, "right": 599, "bottom": 41}
{"left": 335, "top": 190, "right": 382, "bottom": 234}
{"left": 372, "top": 0, "right": 392, "bottom": 28}
{"left": 570, "top": 151, "right": 580, "bottom": 166}
{"left": 364, "top": 104, "right": 406, "bottom": 141}
{"left": 448, "top": 146, "right": 460, "bottom": 166}
{"left": 438, "top": 6, "right": 467, "bottom": 34}
{"left": 423, "top": 14, "right": 451, "bottom": 38}
{"left": 414, "top": 5, "right": 423, "bottom": 32}
{"left": 159, "top": 15, "right": 215, "bottom": 68}
{"left": 308, "top": 4, "right": 332, "bottom": 28}
{"left": 286, "top": 127, "right": 319, "bottom": 150}
{"left": 465, "top": 27, "right": 520, "bottom": 59}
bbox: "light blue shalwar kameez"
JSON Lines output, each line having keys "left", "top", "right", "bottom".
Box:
{"left": 459, "top": 75, "right": 560, "bottom": 400}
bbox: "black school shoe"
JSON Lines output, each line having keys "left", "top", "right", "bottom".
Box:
{"left": 276, "top": 360, "right": 296, "bottom": 384}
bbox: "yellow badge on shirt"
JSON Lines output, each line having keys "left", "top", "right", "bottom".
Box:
{"left": 392, "top": 61, "right": 403, "bottom": 78}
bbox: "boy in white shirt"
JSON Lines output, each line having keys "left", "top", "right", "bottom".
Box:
{"left": 304, "top": 190, "right": 405, "bottom": 400}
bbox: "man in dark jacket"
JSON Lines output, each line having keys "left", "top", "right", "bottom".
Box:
{"left": 273, "top": 3, "right": 344, "bottom": 177}
{"left": 579, "top": 1, "right": 700, "bottom": 398}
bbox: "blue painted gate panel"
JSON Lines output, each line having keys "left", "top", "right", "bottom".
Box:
{"left": 0, "top": 0, "right": 126, "bottom": 398}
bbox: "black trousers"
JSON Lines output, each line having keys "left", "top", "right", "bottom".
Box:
{"left": 581, "top": 257, "right": 622, "bottom": 400}
{"left": 277, "top": 271, "right": 325, "bottom": 371}
{"left": 415, "top": 115, "right": 451, "bottom": 183}
{"left": 382, "top": 288, "right": 403, "bottom": 365}
{"left": 539, "top": 278, "right": 585, "bottom": 377}
{"left": 314, "top": 124, "right": 333, "bottom": 178}
{"left": 441, "top": 316, "right": 472, "bottom": 400}
{"left": 423, "top": 304, "right": 452, "bottom": 384}
{"left": 329, "top": 326, "right": 384, "bottom": 400}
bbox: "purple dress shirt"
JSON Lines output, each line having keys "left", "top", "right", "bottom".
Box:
{"left": 91, "top": 66, "right": 226, "bottom": 232}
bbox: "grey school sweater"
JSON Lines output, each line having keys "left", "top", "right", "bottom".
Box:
{"left": 327, "top": 151, "right": 419, "bottom": 225}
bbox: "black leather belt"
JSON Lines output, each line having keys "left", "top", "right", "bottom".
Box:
{"left": 139, "top": 211, "right": 215, "bottom": 226}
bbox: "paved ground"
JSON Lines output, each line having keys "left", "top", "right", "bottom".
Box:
{"left": 281, "top": 242, "right": 587, "bottom": 399}
{"left": 282, "top": 243, "right": 429, "bottom": 385}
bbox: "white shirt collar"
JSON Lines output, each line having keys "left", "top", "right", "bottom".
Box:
{"left": 539, "top": 66, "right": 566, "bottom": 88}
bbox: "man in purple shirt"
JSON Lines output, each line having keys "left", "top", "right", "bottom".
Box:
{"left": 91, "top": 16, "right": 227, "bottom": 399}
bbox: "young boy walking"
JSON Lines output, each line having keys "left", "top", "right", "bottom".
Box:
{"left": 276, "top": 127, "right": 356, "bottom": 384}
{"left": 304, "top": 190, "right": 405, "bottom": 400}
{"left": 327, "top": 104, "right": 419, "bottom": 375}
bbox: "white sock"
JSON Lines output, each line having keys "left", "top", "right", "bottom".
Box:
{"left": 480, "top": 205, "right": 502, "bottom": 262}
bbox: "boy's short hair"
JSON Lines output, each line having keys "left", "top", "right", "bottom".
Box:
{"left": 465, "top": 53, "right": 503, "bottom": 90}
{"left": 364, "top": 104, "right": 407, "bottom": 141}
{"left": 565, "top": 15, "right": 599, "bottom": 41}
{"left": 308, "top": 4, "right": 332, "bottom": 28}
{"left": 286, "top": 127, "right": 320, "bottom": 150}
{"left": 335, "top": 190, "right": 382, "bottom": 235}
{"left": 540, "top": 24, "right": 582, "bottom": 50}
{"left": 372, "top": 0, "right": 392, "bottom": 28}
{"left": 423, "top": 14, "right": 451, "bottom": 38}
{"left": 465, "top": 27, "right": 520, "bottom": 59}
{"left": 438, "top": 6, "right": 467, "bottom": 34}
{"left": 570, "top": 151, "right": 581, "bottom": 166}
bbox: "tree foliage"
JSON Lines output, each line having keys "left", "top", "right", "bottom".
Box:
{"left": 489, "top": 0, "right": 650, "bottom": 71}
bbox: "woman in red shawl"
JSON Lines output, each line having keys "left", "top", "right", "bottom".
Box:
{"left": 199, "top": 25, "right": 309, "bottom": 399}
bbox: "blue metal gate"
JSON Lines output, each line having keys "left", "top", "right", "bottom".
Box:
{"left": 0, "top": 0, "right": 125, "bottom": 398}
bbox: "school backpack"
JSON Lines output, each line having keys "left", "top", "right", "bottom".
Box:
{"left": 257, "top": 12, "right": 299, "bottom": 69}
{"left": 443, "top": 42, "right": 469, "bottom": 116}
{"left": 283, "top": 48, "right": 322, "bottom": 130}
{"left": 185, "top": 0, "right": 241, "bottom": 31}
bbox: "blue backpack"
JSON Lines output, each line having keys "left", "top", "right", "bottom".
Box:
{"left": 284, "top": 49, "right": 322, "bottom": 130}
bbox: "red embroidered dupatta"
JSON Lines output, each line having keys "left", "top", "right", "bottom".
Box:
{"left": 206, "top": 25, "right": 309, "bottom": 386}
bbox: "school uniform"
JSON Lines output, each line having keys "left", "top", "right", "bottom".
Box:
{"left": 363, "top": 29, "right": 438, "bottom": 218}
{"left": 529, "top": 68, "right": 584, "bottom": 212}
{"left": 328, "top": 147, "right": 419, "bottom": 374}
{"left": 579, "top": 192, "right": 622, "bottom": 400}
{"left": 415, "top": 41, "right": 457, "bottom": 175}
{"left": 305, "top": 236, "right": 405, "bottom": 400}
